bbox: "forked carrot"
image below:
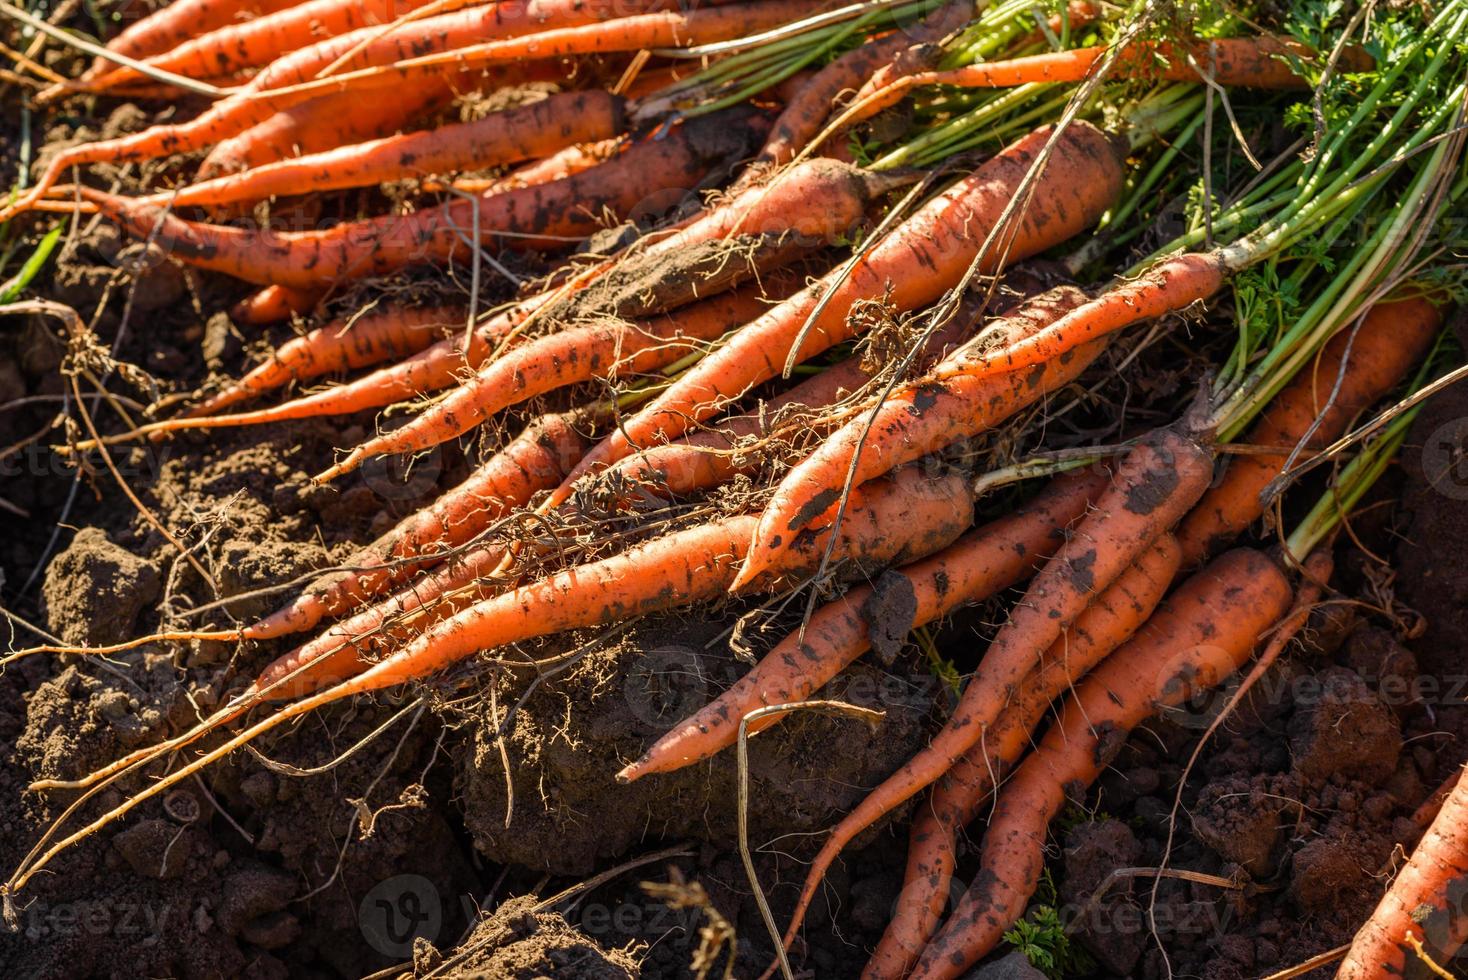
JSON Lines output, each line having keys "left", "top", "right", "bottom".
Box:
{"left": 1338, "top": 764, "right": 1468, "bottom": 978}
{"left": 548, "top": 120, "right": 1127, "bottom": 507}
{"left": 907, "top": 549, "right": 1294, "bottom": 978}
{"left": 190, "top": 305, "right": 468, "bottom": 417}
{"left": 734, "top": 284, "right": 1106, "bottom": 588}
{"left": 865, "top": 532, "right": 1181, "bottom": 980}
{"left": 314, "top": 279, "right": 791, "bottom": 482}
{"left": 617, "top": 467, "right": 1110, "bottom": 781}
{"left": 1176, "top": 296, "right": 1442, "bottom": 565}
{"left": 764, "top": 427, "right": 1214, "bottom": 970}
{"left": 147, "top": 90, "right": 626, "bottom": 210}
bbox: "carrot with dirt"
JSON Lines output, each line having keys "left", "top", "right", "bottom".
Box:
{"left": 189, "top": 305, "right": 468, "bottom": 417}
{"left": 71, "top": 0, "right": 301, "bottom": 85}
{"left": 78, "top": 108, "right": 770, "bottom": 287}
{"left": 866, "top": 531, "right": 1181, "bottom": 980}
{"left": 145, "top": 90, "right": 627, "bottom": 210}
{"left": 618, "top": 466, "right": 1110, "bottom": 781}
{"left": 546, "top": 120, "right": 1127, "bottom": 507}
{"left": 314, "top": 279, "right": 790, "bottom": 481}
{"left": 1338, "top": 764, "right": 1468, "bottom": 977}
{"left": 1176, "top": 295, "right": 1443, "bottom": 565}
{"left": 229, "top": 284, "right": 324, "bottom": 325}
{"left": 904, "top": 547, "right": 1294, "bottom": 979}
{"left": 734, "top": 284, "right": 1107, "bottom": 586}
{"left": 763, "top": 426, "right": 1215, "bottom": 967}
{"left": 6, "top": 464, "right": 975, "bottom": 902}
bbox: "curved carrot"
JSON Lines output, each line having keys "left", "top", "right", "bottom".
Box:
{"left": 245, "top": 408, "right": 592, "bottom": 641}
{"left": 191, "top": 305, "right": 467, "bottom": 417}
{"left": 230, "top": 284, "right": 324, "bottom": 325}
{"left": 766, "top": 427, "right": 1215, "bottom": 967}
{"left": 551, "top": 120, "right": 1127, "bottom": 507}
{"left": 866, "top": 531, "right": 1181, "bottom": 980}
{"left": 1176, "top": 296, "right": 1442, "bottom": 565}
{"left": 75, "top": 0, "right": 300, "bottom": 84}
{"left": 82, "top": 109, "right": 770, "bottom": 287}
{"left": 149, "top": 91, "right": 626, "bottom": 210}
{"left": 908, "top": 548, "right": 1294, "bottom": 979}
{"left": 736, "top": 284, "right": 1105, "bottom": 589}
{"left": 618, "top": 467, "right": 1111, "bottom": 781}
{"left": 316, "top": 276, "right": 791, "bottom": 481}
{"left": 1339, "top": 764, "right": 1468, "bottom": 978}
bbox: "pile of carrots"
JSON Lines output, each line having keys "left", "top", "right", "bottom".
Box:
{"left": 5, "top": 0, "right": 1468, "bottom": 975}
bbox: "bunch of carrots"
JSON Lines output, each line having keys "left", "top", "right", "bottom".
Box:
{"left": 5, "top": 0, "right": 1468, "bottom": 975}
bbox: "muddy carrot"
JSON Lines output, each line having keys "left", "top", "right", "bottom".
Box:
{"left": 907, "top": 548, "right": 1294, "bottom": 979}
{"left": 230, "top": 284, "right": 324, "bottom": 325}
{"left": 76, "top": 0, "right": 300, "bottom": 83}
{"left": 550, "top": 120, "right": 1127, "bottom": 507}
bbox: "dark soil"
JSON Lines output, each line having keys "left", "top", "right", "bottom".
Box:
{"left": 4, "top": 40, "right": 1468, "bottom": 980}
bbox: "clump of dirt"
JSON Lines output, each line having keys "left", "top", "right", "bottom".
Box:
{"left": 412, "top": 895, "right": 640, "bottom": 979}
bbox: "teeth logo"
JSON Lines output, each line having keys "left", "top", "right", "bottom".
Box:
{"left": 623, "top": 644, "right": 708, "bottom": 728}
{"left": 1421, "top": 418, "right": 1468, "bottom": 501}
{"left": 359, "top": 874, "right": 442, "bottom": 958}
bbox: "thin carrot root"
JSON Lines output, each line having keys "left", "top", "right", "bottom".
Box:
{"left": 864, "top": 531, "right": 1182, "bottom": 980}
{"left": 906, "top": 547, "right": 1295, "bottom": 979}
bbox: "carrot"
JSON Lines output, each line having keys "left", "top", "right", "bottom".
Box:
{"left": 866, "top": 532, "right": 1181, "bottom": 980}
{"left": 618, "top": 467, "right": 1111, "bottom": 781}
{"left": 147, "top": 90, "right": 626, "bottom": 210}
{"left": 230, "top": 284, "right": 324, "bottom": 325}
{"left": 549, "top": 120, "right": 1127, "bottom": 507}
{"left": 5, "top": 463, "right": 976, "bottom": 903}
{"left": 6, "top": 0, "right": 743, "bottom": 218}
{"left": 1340, "top": 764, "right": 1468, "bottom": 978}
{"left": 765, "top": 426, "right": 1215, "bottom": 966}
{"left": 828, "top": 35, "right": 1358, "bottom": 137}
{"left": 425, "top": 138, "right": 623, "bottom": 195}
{"left": 734, "top": 284, "right": 1107, "bottom": 589}
{"left": 76, "top": 0, "right": 452, "bottom": 94}
{"left": 901, "top": 547, "right": 1293, "bottom": 979}
{"left": 245, "top": 408, "right": 592, "bottom": 640}
{"left": 80, "top": 108, "right": 770, "bottom": 287}
{"left": 190, "top": 305, "right": 467, "bottom": 417}
{"left": 1176, "top": 296, "right": 1442, "bottom": 566}
{"left": 76, "top": 0, "right": 301, "bottom": 83}
{"left": 752, "top": 0, "right": 973, "bottom": 169}
{"left": 315, "top": 279, "right": 790, "bottom": 482}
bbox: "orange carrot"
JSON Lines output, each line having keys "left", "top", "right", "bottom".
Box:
{"left": 1176, "top": 296, "right": 1442, "bottom": 565}
{"left": 907, "top": 548, "right": 1294, "bottom": 979}
{"left": 230, "top": 284, "right": 324, "bottom": 325}
{"left": 425, "top": 137, "right": 622, "bottom": 195}
{"left": 866, "top": 531, "right": 1181, "bottom": 980}
{"left": 618, "top": 467, "right": 1111, "bottom": 781}
{"left": 76, "top": 0, "right": 300, "bottom": 83}
{"left": 766, "top": 427, "right": 1215, "bottom": 967}
{"left": 149, "top": 91, "right": 626, "bottom": 210}
{"left": 735, "top": 284, "right": 1107, "bottom": 588}
{"left": 550, "top": 120, "right": 1127, "bottom": 507}
{"left": 80, "top": 108, "right": 770, "bottom": 287}
{"left": 191, "top": 305, "right": 467, "bottom": 417}
{"left": 1339, "top": 764, "right": 1468, "bottom": 978}
{"left": 245, "top": 408, "right": 591, "bottom": 641}
{"left": 315, "top": 279, "right": 788, "bottom": 481}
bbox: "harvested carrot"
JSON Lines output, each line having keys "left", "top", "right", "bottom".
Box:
{"left": 1176, "top": 296, "right": 1442, "bottom": 565}
{"left": 246, "top": 408, "right": 591, "bottom": 640}
{"left": 550, "top": 120, "right": 1127, "bottom": 506}
{"left": 1339, "top": 764, "right": 1468, "bottom": 978}
{"left": 191, "top": 305, "right": 467, "bottom": 417}
{"left": 315, "top": 279, "right": 788, "bottom": 481}
{"left": 77, "top": 0, "right": 450, "bottom": 94}
{"left": 908, "top": 548, "right": 1294, "bottom": 979}
{"left": 82, "top": 109, "right": 770, "bottom": 287}
{"left": 426, "top": 138, "right": 623, "bottom": 195}
{"left": 149, "top": 91, "right": 626, "bottom": 210}
{"left": 75, "top": 0, "right": 300, "bottom": 84}
{"left": 618, "top": 467, "right": 1111, "bottom": 781}
{"left": 735, "top": 284, "right": 1106, "bottom": 587}
{"left": 766, "top": 427, "right": 1214, "bottom": 966}
{"left": 230, "top": 284, "right": 324, "bottom": 325}
{"left": 866, "top": 532, "right": 1181, "bottom": 980}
